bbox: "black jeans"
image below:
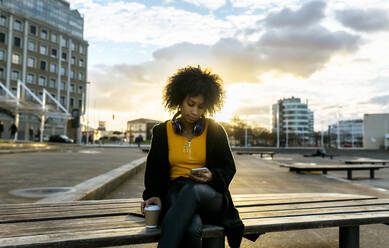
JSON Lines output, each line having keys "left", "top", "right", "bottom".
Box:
{"left": 158, "top": 178, "right": 223, "bottom": 248}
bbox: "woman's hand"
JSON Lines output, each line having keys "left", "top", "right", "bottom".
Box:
{"left": 141, "top": 197, "right": 162, "bottom": 215}
{"left": 187, "top": 168, "right": 213, "bottom": 183}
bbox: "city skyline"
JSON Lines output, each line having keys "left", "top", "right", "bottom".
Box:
{"left": 70, "top": 0, "right": 389, "bottom": 131}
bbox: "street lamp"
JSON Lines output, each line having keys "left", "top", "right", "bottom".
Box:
{"left": 336, "top": 105, "right": 343, "bottom": 149}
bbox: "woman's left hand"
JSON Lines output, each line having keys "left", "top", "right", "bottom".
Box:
{"left": 187, "top": 168, "right": 212, "bottom": 183}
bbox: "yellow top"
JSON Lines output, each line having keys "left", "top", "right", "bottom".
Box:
{"left": 167, "top": 120, "right": 208, "bottom": 180}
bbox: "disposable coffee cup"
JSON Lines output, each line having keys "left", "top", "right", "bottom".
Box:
{"left": 144, "top": 205, "right": 160, "bottom": 228}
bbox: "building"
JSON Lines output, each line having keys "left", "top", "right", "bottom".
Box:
{"left": 0, "top": 0, "right": 88, "bottom": 141}
{"left": 126, "top": 118, "right": 160, "bottom": 143}
{"left": 272, "top": 97, "right": 314, "bottom": 145}
{"left": 328, "top": 119, "right": 363, "bottom": 147}
{"left": 363, "top": 113, "right": 389, "bottom": 149}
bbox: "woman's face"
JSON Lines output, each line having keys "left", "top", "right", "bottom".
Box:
{"left": 180, "top": 95, "right": 205, "bottom": 124}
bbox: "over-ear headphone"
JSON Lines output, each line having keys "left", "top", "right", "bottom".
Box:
{"left": 172, "top": 111, "right": 205, "bottom": 136}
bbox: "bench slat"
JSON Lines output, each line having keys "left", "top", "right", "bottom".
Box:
{"left": 238, "top": 199, "right": 389, "bottom": 213}
{"left": 0, "top": 215, "right": 145, "bottom": 238}
{"left": 0, "top": 202, "right": 139, "bottom": 216}
{"left": 0, "top": 198, "right": 142, "bottom": 210}
{"left": 240, "top": 204, "right": 389, "bottom": 219}
{"left": 243, "top": 211, "right": 389, "bottom": 233}
{"left": 280, "top": 164, "right": 385, "bottom": 169}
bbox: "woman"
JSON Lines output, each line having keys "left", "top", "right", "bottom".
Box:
{"left": 141, "top": 66, "right": 244, "bottom": 248}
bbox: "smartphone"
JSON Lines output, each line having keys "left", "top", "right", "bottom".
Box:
{"left": 191, "top": 167, "right": 207, "bottom": 175}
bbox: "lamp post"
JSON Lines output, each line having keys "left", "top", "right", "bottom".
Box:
{"left": 277, "top": 103, "right": 280, "bottom": 149}
{"left": 244, "top": 115, "right": 248, "bottom": 148}
{"left": 336, "top": 105, "right": 342, "bottom": 149}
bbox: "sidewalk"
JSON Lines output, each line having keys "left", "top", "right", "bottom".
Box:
{"left": 0, "top": 147, "right": 146, "bottom": 204}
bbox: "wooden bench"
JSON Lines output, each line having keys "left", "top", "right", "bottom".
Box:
{"left": 345, "top": 160, "right": 389, "bottom": 165}
{"left": 280, "top": 163, "right": 385, "bottom": 179}
{"left": 1, "top": 193, "right": 389, "bottom": 248}
{"left": 236, "top": 151, "right": 275, "bottom": 159}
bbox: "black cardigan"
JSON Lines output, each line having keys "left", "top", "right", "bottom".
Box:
{"left": 143, "top": 118, "right": 244, "bottom": 247}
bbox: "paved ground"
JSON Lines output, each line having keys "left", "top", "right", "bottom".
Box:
{"left": 0, "top": 147, "right": 146, "bottom": 204}
{"left": 105, "top": 151, "right": 389, "bottom": 248}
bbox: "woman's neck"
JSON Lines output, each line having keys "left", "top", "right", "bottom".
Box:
{"left": 179, "top": 117, "right": 194, "bottom": 133}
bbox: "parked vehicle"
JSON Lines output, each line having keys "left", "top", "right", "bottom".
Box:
{"left": 49, "top": 135, "right": 73, "bottom": 143}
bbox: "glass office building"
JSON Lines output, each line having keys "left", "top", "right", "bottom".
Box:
{"left": 0, "top": 0, "right": 88, "bottom": 141}
{"left": 272, "top": 97, "right": 314, "bottom": 145}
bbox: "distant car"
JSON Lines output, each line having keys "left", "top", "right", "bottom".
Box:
{"left": 49, "top": 135, "right": 74, "bottom": 143}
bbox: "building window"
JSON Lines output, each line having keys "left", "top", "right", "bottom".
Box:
{"left": 38, "top": 76, "right": 46, "bottom": 86}
{"left": 49, "top": 79, "right": 56, "bottom": 88}
{"left": 27, "top": 57, "right": 35, "bottom": 67}
{"left": 60, "top": 66, "right": 66, "bottom": 76}
{"left": 40, "top": 60, "right": 47, "bottom": 70}
{"left": 38, "top": 92, "right": 43, "bottom": 100}
{"left": 40, "top": 45, "right": 47, "bottom": 55}
{"left": 27, "top": 73, "right": 35, "bottom": 84}
{"left": 71, "top": 56, "right": 75, "bottom": 64}
{"left": 40, "top": 29, "right": 48, "bottom": 39}
{"left": 30, "top": 25, "right": 36, "bottom": 35}
{"left": 0, "top": 68, "right": 4, "bottom": 79}
{"left": 50, "top": 63, "right": 57, "bottom": 73}
{"left": 70, "top": 98, "right": 74, "bottom": 107}
{"left": 0, "top": 50, "right": 4, "bottom": 60}
{"left": 28, "top": 40, "right": 36, "bottom": 51}
{"left": 14, "top": 20, "right": 22, "bottom": 31}
{"left": 70, "top": 41, "right": 75, "bottom": 51}
{"left": 12, "top": 53, "right": 20, "bottom": 64}
{"left": 78, "top": 72, "right": 84, "bottom": 81}
{"left": 78, "top": 86, "right": 83, "bottom": 94}
{"left": 60, "top": 96, "right": 65, "bottom": 105}
{"left": 70, "top": 69, "right": 74, "bottom": 79}
{"left": 62, "top": 52, "right": 67, "bottom": 61}
{"left": 79, "top": 45, "right": 84, "bottom": 54}
{"left": 78, "top": 99, "right": 82, "bottom": 108}
{"left": 79, "top": 59, "right": 84, "bottom": 67}
{"left": 0, "top": 16, "right": 6, "bottom": 26}
{"left": 70, "top": 83, "right": 75, "bottom": 93}
{"left": 61, "top": 38, "right": 67, "bottom": 47}
{"left": 0, "top": 33, "right": 5, "bottom": 43}
{"left": 14, "top": 37, "right": 21, "bottom": 47}
{"left": 60, "top": 81, "right": 66, "bottom": 90}
{"left": 51, "top": 33, "right": 57, "bottom": 43}
{"left": 49, "top": 49, "right": 56, "bottom": 58}
{"left": 12, "top": 70, "right": 20, "bottom": 80}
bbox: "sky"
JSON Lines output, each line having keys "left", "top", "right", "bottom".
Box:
{"left": 68, "top": 0, "right": 389, "bottom": 131}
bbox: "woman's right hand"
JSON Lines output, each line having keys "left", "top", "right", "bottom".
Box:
{"left": 141, "top": 197, "right": 162, "bottom": 215}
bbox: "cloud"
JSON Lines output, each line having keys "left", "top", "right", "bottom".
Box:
{"left": 89, "top": 23, "right": 363, "bottom": 112}
{"left": 70, "top": 1, "right": 233, "bottom": 46}
{"left": 256, "top": 26, "right": 361, "bottom": 77}
{"left": 264, "top": 1, "right": 326, "bottom": 28}
{"left": 183, "top": 0, "right": 226, "bottom": 10}
{"left": 366, "top": 95, "right": 389, "bottom": 106}
{"left": 230, "top": 0, "right": 299, "bottom": 9}
{"left": 335, "top": 8, "right": 389, "bottom": 32}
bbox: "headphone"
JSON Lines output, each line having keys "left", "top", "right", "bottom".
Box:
{"left": 172, "top": 111, "right": 205, "bottom": 136}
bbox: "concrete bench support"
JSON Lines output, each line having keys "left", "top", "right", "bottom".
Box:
{"left": 339, "top": 226, "right": 359, "bottom": 248}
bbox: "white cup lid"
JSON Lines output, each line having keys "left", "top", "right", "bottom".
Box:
{"left": 144, "top": 205, "right": 160, "bottom": 211}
